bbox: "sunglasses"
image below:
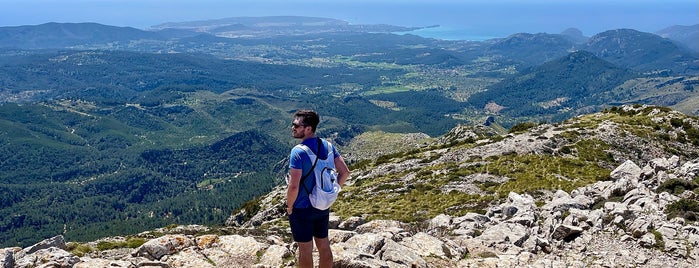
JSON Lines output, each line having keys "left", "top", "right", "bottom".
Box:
{"left": 292, "top": 123, "right": 308, "bottom": 128}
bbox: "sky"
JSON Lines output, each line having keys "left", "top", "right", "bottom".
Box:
{"left": 1, "top": 0, "right": 697, "bottom": 39}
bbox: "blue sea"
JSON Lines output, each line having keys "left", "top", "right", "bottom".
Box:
{"left": 396, "top": 26, "right": 503, "bottom": 41}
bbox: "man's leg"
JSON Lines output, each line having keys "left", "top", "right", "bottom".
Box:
{"left": 297, "top": 241, "right": 314, "bottom": 268}
{"left": 314, "top": 236, "right": 333, "bottom": 268}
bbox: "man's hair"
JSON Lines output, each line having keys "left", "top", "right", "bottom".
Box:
{"left": 294, "top": 110, "right": 320, "bottom": 132}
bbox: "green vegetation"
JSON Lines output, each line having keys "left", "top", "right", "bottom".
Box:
{"left": 467, "top": 51, "right": 639, "bottom": 122}
{"left": 656, "top": 179, "right": 699, "bottom": 195}
{"left": 472, "top": 154, "right": 610, "bottom": 197}
{"left": 650, "top": 229, "right": 666, "bottom": 251}
{"left": 66, "top": 236, "right": 146, "bottom": 256}
{"left": 334, "top": 136, "right": 612, "bottom": 222}
{"left": 666, "top": 198, "right": 699, "bottom": 222}
{"left": 334, "top": 181, "right": 492, "bottom": 222}
{"left": 0, "top": 101, "right": 288, "bottom": 247}
{"left": 96, "top": 237, "right": 147, "bottom": 251}
{"left": 509, "top": 122, "right": 538, "bottom": 133}
{"left": 67, "top": 242, "right": 94, "bottom": 257}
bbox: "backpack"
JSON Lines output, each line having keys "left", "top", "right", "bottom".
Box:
{"left": 296, "top": 138, "right": 341, "bottom": 210}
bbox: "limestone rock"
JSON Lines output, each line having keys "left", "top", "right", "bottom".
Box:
{"left": 132, "top": 235, "right": 194, "bottom": 260}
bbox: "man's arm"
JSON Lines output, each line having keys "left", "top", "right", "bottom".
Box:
{"left": 334, "top": 156, "right": 350, "bottom": 186}
{"left": 286, "top": 168, "right": 303, "bottom": 215}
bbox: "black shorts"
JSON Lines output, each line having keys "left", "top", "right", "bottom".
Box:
{"left": 288, "top": 207, "right": 330, "bottom": 242}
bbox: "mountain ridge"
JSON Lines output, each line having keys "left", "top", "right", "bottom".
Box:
{"left": 467, "top": 50, "right": 638, "bottom": 120}
{"left": 656, "top": 24, "right": 699, "bottom": 52}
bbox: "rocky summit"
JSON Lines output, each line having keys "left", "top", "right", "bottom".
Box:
{"left": 2, "top": 105, "right": 699, "bottom": 267}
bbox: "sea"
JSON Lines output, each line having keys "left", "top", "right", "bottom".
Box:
{"left": 395, "top": 26, "right": 503, "bottom": 42}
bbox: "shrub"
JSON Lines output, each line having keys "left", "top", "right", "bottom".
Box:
{"left": 67, "top": 242, "right": 93, "bottom": 257}
{"left": 96, "top": 237, "right": 147, "bottom": 251}
{"left": 670, "top": 118, "right": 684, "bottom": 128}
{"left": 666, "top": 198, "right": 699, "bottom": 222}
{"left": 509, "top": 122, "right": 537, "bottom": 133}
{"left": 656, "top": 179, "right": 699, "bottom": 195}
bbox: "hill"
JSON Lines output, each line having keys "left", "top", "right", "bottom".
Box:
{"left": 486, "top": 32, "right": 575, "bottom": 66}
{"left": 4, "top": 105, "right": 698, "bottom": 267}
{"left": 656, "top": 24, "right": 699, "bottom": 52}
{"left": 583, "top": 29, "right": 698, "bottom": 75}
{"left": 0, "top": 22, "right": 160, "bottom": 49}
{"left": 150, "top": 16, "right": 424, "bottom": 37}
{"left": 467, "top": 50, "right": 638, "bottom": 123}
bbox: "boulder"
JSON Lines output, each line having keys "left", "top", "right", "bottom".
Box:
{"left": 338, "top": 216, "right": 365, "bottom": 231}
{"left": 255, "top": 244, "right": 291, "bottom": 268}
{"left": 380, "top": 240, "right": 428, "bottom": 268}
{"left": 400, "top": 232, "right": 455, "bottom": 259}
{"left": 551, "top": 224, "right": 583, "bottom": 241}
{"left": 74, "top": 257, "right": 134, "bottom": 268}
{"left": 15, "top": 247, "right": 80, "bottom": 268}
{"left": 132, "top": 235, "right": 195, "bottom": 260}
{"left": 477, "top": 222, "right": 530, "bottom": 247}
{"left": 1, "top": 248, "right": 16, "bottom": 268}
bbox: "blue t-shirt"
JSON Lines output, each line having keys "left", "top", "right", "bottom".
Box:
{"left": 289, "top": 137, "right": 340, "bottom": 208}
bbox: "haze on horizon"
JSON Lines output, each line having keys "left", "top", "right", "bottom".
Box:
{"left": 1, "top": 0, "right": 697, "bottom": 39}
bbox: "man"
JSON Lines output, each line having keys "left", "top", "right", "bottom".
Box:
{"left": 286, "top": 110, "right": 350, "bottom": 268}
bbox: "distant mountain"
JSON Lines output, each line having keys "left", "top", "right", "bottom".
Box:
{"left": 151, "top": 16, "right": 350, "bottom": 30}
{"left": 560, "top": 27, "right": 588, "bottom": 44}
{"left": 468, "top": 50, "right": 637, "bottom": 120}
{"left": 0, "top": 22, "right": 160, "bottom": 49}
{"left": 486, "top": 33, "right": 575, "bottom": 66}
{"left": 150, "top": 16, "right": 423, "bottom": 38}
{"left": 582, "top": 29, "right": 698, "bottom": 75}
{"left": 656, "top": 24, "right": 699, "bottom": 52}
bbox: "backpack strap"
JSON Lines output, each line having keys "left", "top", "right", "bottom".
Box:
{"left": 299, "top": 137, "right": 322, "bottom": 195}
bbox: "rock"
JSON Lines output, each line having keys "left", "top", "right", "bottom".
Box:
{"left": 74, "top": 257, "right": 134, "bottom": 268}
{"left": 551, "top": 224, "right": 583, "bottom": 241}
{"left": 203, "top": 235, "right": 267, "bottom": 267}
{"left": 329, "top": 214, "right": 341, "bottom": 229}
{"left": 679, "top": 158, "right": 699, "bottom": 178}
{"left": 195, "top": 234, "right": 219, "bottom": 249}
{"left": 338, "top": 216, "right": 365, "bottom": 230}
{"left": 605, "top": 160, "right": 642, "bottom": 198}
{"left": 650, "top": 157, "right": 672, "bottom": 171}
{"left": 332, "top": 247, "right": 389, "bottom": 268}
{"left": 15, "top": 247, "right": 80, "bottom": 268}
{"left": 1, "top": 248, "right": 16, "bottom": 268}
{"left": 639, "top": 233, "right": 657, "bottom": 248}
{"left": 17, "top": 235, "right": 67, "bottom": 258}
{"left": 135, "top": 260, "right": 170, "bottom": 267}
{"left": 132, "top": 235, "right": 194, "bottom": 260}
{"left": 400, "top": 232, "right": 453, "bottom": 259}
{"left": 534, "top": 237, "right": 552, "bottom": 253}
{"left": 337, "top": 233, "right": 386, "bottom": 255}
{"left": 478, "top": 222, "right": 530, "bottom": 247}
{"left": 329, "top": 229, "right": 357, "bottom": 244}
{"left": 542, "top": 190, "right": 593, "bottom": 212}
{"left": 381, "top": 240, "right": 428, "bottom": 268}
{"left": 628, "top": 217, "right": 653, "bottom": 238}
{"left": 355, "top": 220, "right": 407, "bottom": 237}
{"left": 429, "top": 214, "right": 452, "bottom": 231}
{"left": 255, "top": 244, "right": 291, "bottom": 268}
{"left": 611, "top": 160, "right": 642, "bottom": 181}
{"left": 164, "top": 247, "right": 212, "bottom": 268}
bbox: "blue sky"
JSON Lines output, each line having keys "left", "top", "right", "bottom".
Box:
{"left": 1, "top": 0, "right": 697, "bottom": 37}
